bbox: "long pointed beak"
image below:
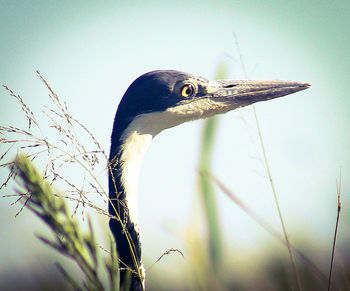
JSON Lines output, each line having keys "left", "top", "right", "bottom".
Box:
{"left": 208, "top": 79, "right": 311, "bottom": 106}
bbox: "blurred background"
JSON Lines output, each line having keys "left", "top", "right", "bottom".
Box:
{"left": 0, "top": 0, "right": 349, "bottom": 290}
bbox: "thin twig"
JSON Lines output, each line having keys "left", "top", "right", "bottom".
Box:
{"left": 234, "top": 33, "right": 302, "bottom": 291}
{"left": 253, "top": 107, "right": 302, "bottom": 290}
{"left": 328, "top": 169, "right": 342, "bottom": 291}
{"left": 204, "top": 170, "right": 328, "bottom": 286}
{"left": 147, "top": 248, "right": 184, "bottom": 271}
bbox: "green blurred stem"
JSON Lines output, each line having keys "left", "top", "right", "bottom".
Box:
{"left": 198, "top": 115, "right": 221, "bottom": 271}
{"left": 197, "top": 64, "right": 228, "bottom": 273}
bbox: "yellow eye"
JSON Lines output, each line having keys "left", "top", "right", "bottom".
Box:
{"left": 181, "top": 83, "right": 196, "bottom": 98}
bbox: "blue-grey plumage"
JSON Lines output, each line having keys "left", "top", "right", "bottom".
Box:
{"left": 108, "top": 70, "right": 310, "bottom": 290}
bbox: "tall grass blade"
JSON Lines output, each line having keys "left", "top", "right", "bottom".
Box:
{"left": 197, "top": 63, "right": 228, "bottom": 274}
{"left": 253, "top": 107, "right": 302, "bottom": 290}
{"left": 205, "top": 171, "right": 328, "bottom": 286}
{"left": 234, "top": 33, "right": 302, "bottom": 291}
{"left": 328, "top": 170, "right": 342, "bottom": 291}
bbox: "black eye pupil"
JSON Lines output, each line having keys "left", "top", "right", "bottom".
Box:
{"left": 181, "top": 84, "right": 195, "bottom": 97}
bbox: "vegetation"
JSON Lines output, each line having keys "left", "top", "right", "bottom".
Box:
{"left": 12, "top": 154, "right": 118, "bottom": 291}
{"left": 1, "top": 70, "right": 349, "bottom": 291}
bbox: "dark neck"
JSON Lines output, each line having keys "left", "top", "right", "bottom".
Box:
{"left": 109, "top": 118, "right": 151, "bottom": 290}
{"left": 108, "top": 148, "right": 143, "bottom": 286}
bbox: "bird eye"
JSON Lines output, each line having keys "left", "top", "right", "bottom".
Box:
{"left": 181, "top": 83, "right": 196, "bottom": 98}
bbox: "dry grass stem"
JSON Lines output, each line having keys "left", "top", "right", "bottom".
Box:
{"left": 147, "top": 248, "right": 185, "bottom": 271}
{"left": 328, "top": 170, "right": 342, "bottom": 291}
{"left": 1, "top": 72, "right": 109, "bottom": 219}
{"left": 205, "top": 171, "right": 328, "bottom": 286}
{"left": 1, "top": 73, "right": 140, "bottom": 287}
{"left": 234, "top": 33, "right": 302, "bottom": 291}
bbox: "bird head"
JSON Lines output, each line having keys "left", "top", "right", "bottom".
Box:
{"left": 113, "top": 70, "right": 310, "bottom": 140}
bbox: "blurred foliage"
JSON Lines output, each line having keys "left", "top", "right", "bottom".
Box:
{"left": 189, "top": 63, "right": 229, "bottom": 290}
{"left": 11, "top": 154, "right": 120, "bottom": 291}
{"left": 1, "top": 68, "right": 349, "bottom": 291}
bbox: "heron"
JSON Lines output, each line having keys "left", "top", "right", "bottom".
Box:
{"left": 108, "top": 70, "right": 310, "bottom": 290}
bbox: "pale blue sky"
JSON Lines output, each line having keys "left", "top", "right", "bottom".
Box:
{"left": 1, "top": 0, "right": 349, "bottom": 286}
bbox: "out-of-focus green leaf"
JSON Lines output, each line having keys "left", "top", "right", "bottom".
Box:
{"left": 197, "top": 62, "right": 228, "bottom": 274}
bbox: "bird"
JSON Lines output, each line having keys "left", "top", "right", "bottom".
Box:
{"left": 108, "top": 70, "right": 310, "bottom": 290}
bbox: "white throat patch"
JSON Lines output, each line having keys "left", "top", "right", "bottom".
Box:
{"left": 118, "top": 97, "right": 237, "bottom": 227}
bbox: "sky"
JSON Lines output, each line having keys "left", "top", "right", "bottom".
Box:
{"left": 0, "top": 0, "right": 349, "bottom": 287}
